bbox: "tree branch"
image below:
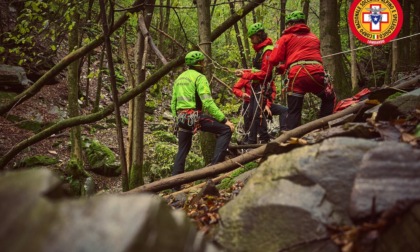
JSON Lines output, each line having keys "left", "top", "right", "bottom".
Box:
{"left": 138, "top": 15, "right": 168, "bottom": 65}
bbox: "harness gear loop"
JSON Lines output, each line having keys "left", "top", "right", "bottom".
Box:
{"left": 177, "top": 109, "right": 201, "bottom": 134}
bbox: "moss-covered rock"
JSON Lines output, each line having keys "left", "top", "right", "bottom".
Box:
{"left": 6, "top": 114, "right": 52, "bottom": 132}
{"left": 152, "top": 130, "right": 177, "bottom": 144}
{"left": 17, "top": 155, "right": 59, "bottom": 168}
{"left": 143, "top": 142, "right": 204, "bottom": 181}
{"left": 218, "top": 162, "right": 258, "bottom": 190}
{"left": 85, "top": 139, "right": 121, "bottom": 177}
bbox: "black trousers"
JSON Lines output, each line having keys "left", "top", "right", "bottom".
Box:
{"left": 248, "top": 89, "right": 270, "bottom": 144}
{"left": 270, "top": 103, "right": 288, "bottom": 131}
{"left": 172, "top": 113, "right": 232, "bottom": 177}
{"left": 287, "top": 91, "right": 335, "bottom": 129}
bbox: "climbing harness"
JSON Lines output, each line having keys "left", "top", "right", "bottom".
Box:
{"left": 285, "top": 60, "right": 325, "bottom": 97}
{"left": 176, "top": 109, "right": 201, "bottom": 134}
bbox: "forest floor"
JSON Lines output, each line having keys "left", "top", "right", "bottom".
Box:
{"left": 0, "top": 80, "right": 123, "bottom": 193}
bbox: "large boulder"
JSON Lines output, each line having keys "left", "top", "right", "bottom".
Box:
{"left": 215, "top": 137, "right": 379, "bottom": 252}
{"left": 350, "top": 142, "right": 420, "bottom": 219}
{"left": 0, "top": 169, "right": 219, "bottom": 252}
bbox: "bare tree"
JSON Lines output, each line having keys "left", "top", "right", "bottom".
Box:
{"left": 99, "top": 0, "right": 129, "bottom": 191}
{"left": 196, "top": 0, "right": 217, "bottom": 165}
{"left": 67, "top": 0, "right": 84, "bottom": 173}
{"left": 229, "top": 0, "right": 247, "bottom": 69}
{"left": 320, "top": 0, "right": 350, "bottom": 100}
{"left": 129, "top": 0, "right": 156, "bottom": 189}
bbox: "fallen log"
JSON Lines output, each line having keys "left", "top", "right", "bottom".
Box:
{"left": 125, "top": 76, "right": 420, "bottom": 194}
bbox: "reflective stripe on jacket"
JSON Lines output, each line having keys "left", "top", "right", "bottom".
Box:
{"left": 171, "top": 69, "right": 226, "bottom": 122}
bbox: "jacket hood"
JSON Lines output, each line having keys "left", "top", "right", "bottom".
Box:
{"left": 283, "top": 23, "right": 310, "bottom": 35}
{"left": 253, "top": 37, "right": 273, "bottom": 52}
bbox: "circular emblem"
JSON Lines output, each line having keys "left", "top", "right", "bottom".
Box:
{"left": 348, "top": 0, "right": 403, "bottom": 45}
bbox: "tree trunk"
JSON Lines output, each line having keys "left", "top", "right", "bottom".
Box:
{"left": 348, "top": 0, "right": 359, "bottom": 92}
{"left": 397, "top": 0, "right": 411, "bottom": 72}
{"left": 239, "top": 0, "right": 251, "bottom": 65}
{"left": 320, "top": 0, "right": 350, "bottom": 100}
{"left": 120, "top": 26, "right": 136, "bottom": 170}
{"left": 197, "top": 0, "right": 217, "bottom": 165}
{"left": 99, "top": 0, "right": 129, "bottom": 191}
{"left": 229, "top": 0, "right": 247, "bottom": 69}
{"left": 129, "top": 1, "right": 155, "bottom": 189}
{"left": 391, "top": 40, "right": 398, "bottom": 83}
{"left": 302, "top": 0, "right": 309, "bottom": 24}
{"left": 280, "top": 0, "right": 287, "bottom": 36}
{"left": 93, "top": 49, "right": 105, "bottom": 112}
{"left": 412, "top": 0, "right": 420, "bottom": 66}
{"left": 68, "top": 1, "right": 83, "bottom": 163}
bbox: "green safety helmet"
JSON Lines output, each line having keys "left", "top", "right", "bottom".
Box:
{"left": 185, "top": 51, "right": 205, "bottom": 66}
{"left": 247, "top": 22, "right": 264, "bottom": 37}
{"left": 285, "top": 10, "right": 306, "bottom": 24}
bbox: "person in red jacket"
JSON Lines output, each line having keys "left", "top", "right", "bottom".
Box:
{"left": 269, "top": 11, "right": 336, "bottom": 129}
{"left": 233, "top": 75, "right": 288, "bottom": 143}
{"left": 235, "top": 23, "right": 276, "bottom": 144}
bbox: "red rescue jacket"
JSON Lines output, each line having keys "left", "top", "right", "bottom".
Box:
{"left": 242, "top": 38, "right": 274, "bottom": 84}
{"left": 232, "top": 76, "right": 276, "bottom": 107}
{"left": 269, "top": 24, "right": 324, "bottom": 79}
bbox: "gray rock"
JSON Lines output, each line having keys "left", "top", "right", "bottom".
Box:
{"left": 0, "top": 169, "right": 219, "bottom": 252}
{"left": 0, "top": 64, "right": 32, "bottom": 92}
{"left": 350, "top": 142, "right": 420, "bottom": 219}
{"left": 215, "top": 137, "right": 379, "bottom": 252}
{"left": 376, "top": 88, "right": 420, "bottom": 121}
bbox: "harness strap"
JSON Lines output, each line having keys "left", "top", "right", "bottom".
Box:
{"left": 286, "top": 60, "right": 325, "bottom": 97}
{"left": 288, "top": 60, "right": 322, "bottom": 69}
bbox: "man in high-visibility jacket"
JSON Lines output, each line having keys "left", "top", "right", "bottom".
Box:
{"left": 269, "top": 11, "right": 336, "bottom": 129}
{"left": 171, "top": 51, "right": 235, "bottom": 189}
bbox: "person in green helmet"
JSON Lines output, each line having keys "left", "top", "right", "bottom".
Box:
{"left": 269, "top": 10, "right": 336, "bottom": 129}
{"left": 170, "top": 51, "right": 235, "bottom": 190}
{"left": 234, "top": 22, "right": 282, "bottom": 144}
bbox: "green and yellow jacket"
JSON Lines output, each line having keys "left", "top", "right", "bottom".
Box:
{"left": 171, "top": 69, "right": 226, "bottom": 123}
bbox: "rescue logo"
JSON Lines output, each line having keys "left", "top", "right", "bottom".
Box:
{"left": 348, "top": 0, "right": 403, "bottom": 45}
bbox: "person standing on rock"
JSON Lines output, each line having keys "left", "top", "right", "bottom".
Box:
{"left": 170, "top": 51, "right": 235, "bottom": 190}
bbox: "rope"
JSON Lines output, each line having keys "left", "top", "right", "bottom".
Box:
{"left": 322, "top": 33, "right": 420, "bottom": 59}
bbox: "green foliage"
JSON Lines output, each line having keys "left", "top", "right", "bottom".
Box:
{"left": 415, "top": 124, "right": 420, "bottom": 138}
{"left": 2, "top": 0, "right": 86, "bottom": 66}
{"left": 385, "top": 92, "right": 404, "bottom": 101}
{"left": 143, "top": 131, "right": 205, "bottom": 181}
{"left": 217, "top": 161, "right": 258, "bottom": 189}
{"left": 152, "top": 130, "right": 177, "bottom": 144}
{"left": 301, "top": 93, "right": 320, "bottom": 125}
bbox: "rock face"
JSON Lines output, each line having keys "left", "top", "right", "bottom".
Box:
{"left": 350, "top": 142, "right": 420, "bottom": 219}
{"left": 0, "top": 169, "right": 219, "bottom": 252}
{"left": 215, "top": 137, "right": 379, "bottom": 252}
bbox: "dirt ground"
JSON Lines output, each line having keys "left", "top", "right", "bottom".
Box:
{"left": 0, "top": 80, "right": 124, "bottom": 193}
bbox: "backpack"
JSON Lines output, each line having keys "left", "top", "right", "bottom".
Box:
{"left": 333, "top": 88, "right": 371, "bottom": 113}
